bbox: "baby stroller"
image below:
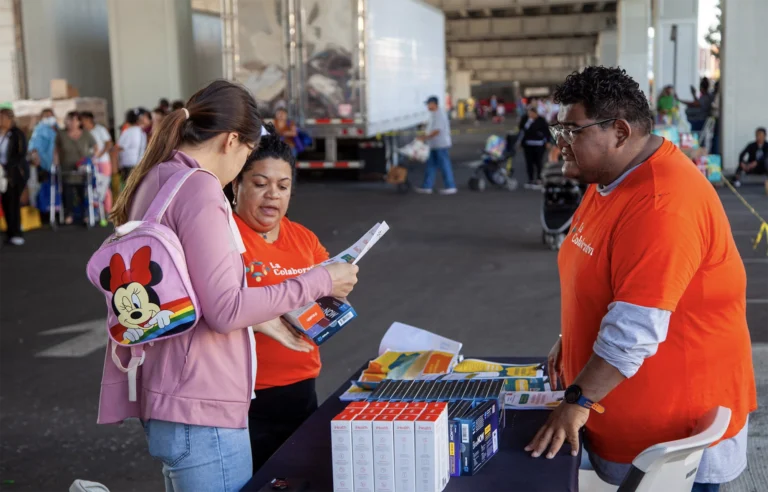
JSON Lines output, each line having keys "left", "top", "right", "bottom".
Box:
{"left": 468, "top": 135, "right": 518, "bottom": 192}
{"left": 49, "top": 158, "right": 104, "bottom": 229}
{"left": 541, "top": 158, "right": 584, "bottom": 250}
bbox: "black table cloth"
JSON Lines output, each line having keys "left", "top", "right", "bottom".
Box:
{"left": 244, "top": 357, "right": 580, "bottom": 492}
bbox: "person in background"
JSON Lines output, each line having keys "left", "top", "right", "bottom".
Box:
{"left": 56, "top": 111, "right": 96, "bottom": 225}
{"left": 116, "top": 109, "right": 147, "bottom": 185}
{"left": 273, "top": 108, "right": 297, "bottom": 156}
{"left": 158, "top": 98, "right": 170, "bottom": 114}
{"left": 733, "top": 127, "right": 768, "bottom": 189}
{"left": 137, "top": 108, "right": 152, "bottom": 137}
{"left": 28, "top": 108, "right": 58, "bottom": 183}
{"left": 171, "top": 100, "right": 185, "bottom": 112}
{"left": 679, "top": 77, "right": 713, "bottom": 133}
{"left": 106, "top": 79, "right": 358, "bottom": 492}
{"left": 527, "top": 66, "right": 755, "bottom": 492}
{"left": 710, "top": 81, "right": 721, "bottom": 155}
{"left": 656, "top": 85, "right": 677, "bottom": 119}
{"left": 520, "top": 104, "right": 550, "bottom": 189}
{"left": 231, "top": 125, "right": 328, "bottom": 471}
{"left": 151, "top": 107, "right": 166, "bottom": 131}
{"left": 490, "top": 94, "right": 498, "bottom": 117}
{"left": 416, "top": 96, "right": 457, "bottom": 195}
{"left": 0, "top": 109, "right": 29, "bottom": 246}
{"left": 80, "top": 111, "right": 113, "bottom": 215}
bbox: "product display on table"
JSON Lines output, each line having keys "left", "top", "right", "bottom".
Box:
{"left": 504, "top": 391, "right": 564, "bottom": 410}
{"left": 341, "top": 323, "right": 463, "bottom": 399}
{"left": 324, "top": 328, "right": 568, "bottom": 491}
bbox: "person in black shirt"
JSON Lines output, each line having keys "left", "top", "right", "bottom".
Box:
{"left": 734, "top": 127, "right": 768, "bottom": 187}
{"left": 0, "top": 109, "right": 29, "bottom": 246}
{"left": 519, "top": 105, "right": 551, "bottom": 189}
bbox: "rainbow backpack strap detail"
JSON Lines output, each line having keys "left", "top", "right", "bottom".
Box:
{"left": 86, "top": 168, "right": 213, "bottom": 401}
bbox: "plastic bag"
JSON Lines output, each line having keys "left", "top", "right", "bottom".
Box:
{"left": 398, "top": 139, "right": 430, "bottom": 163}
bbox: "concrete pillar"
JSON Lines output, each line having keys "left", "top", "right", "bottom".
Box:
{"left": 0, "top": 0, "right": 19, "bottom": 103}
{"left": 107, "top": 0, "right": 196, "bottom": 126}
{"left": 721, "top": 0, "right": 768, "bottom": 173}
{"left": 617, "top": 0, "right": 651, "bottom": 98}
{"left": 450, "top": 70, "right": 472, "bottom": 102}
{"left": 596, "top": 30, "right": 618, "bottom": 67}
{"left": 20, "top": 0, "right": 111, "bottom": 106}
{"left": 652, "top": 0, "right": 699, "bottom": 102}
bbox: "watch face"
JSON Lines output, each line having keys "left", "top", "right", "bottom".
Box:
{"left": 565, "top": 385, "right": 581, "bottom": 404}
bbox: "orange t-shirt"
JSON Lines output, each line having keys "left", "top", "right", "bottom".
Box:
{"left": 559, "top": 139, "right": 757, "bottom": 463}
{"left": 235, "top": 214, "right": 330, "bottom": 390}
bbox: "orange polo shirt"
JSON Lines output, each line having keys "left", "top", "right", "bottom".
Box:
{"left": 235, "top": 214, "right": 329, "bottom": 390}
{"left": 559, "top": 139, "right": 757, "bottom": 463}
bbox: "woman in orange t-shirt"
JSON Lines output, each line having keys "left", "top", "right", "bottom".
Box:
{"left": 231, "top": 125, "right": 329, "bottom": 472}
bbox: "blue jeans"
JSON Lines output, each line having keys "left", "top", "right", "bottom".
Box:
{"left": 144, "top": 419, "right": 252, "bottom": 492}
{"left": 421, "top": 148, "right": 456, "bottom": 190}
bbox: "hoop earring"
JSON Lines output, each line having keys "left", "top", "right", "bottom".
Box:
{"left": 232, "top": 195, "right": 237, "bottom": 206}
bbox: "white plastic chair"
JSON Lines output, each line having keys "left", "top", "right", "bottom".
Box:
{"left": 580, "top": 406, "right": 732, "bottom": 492}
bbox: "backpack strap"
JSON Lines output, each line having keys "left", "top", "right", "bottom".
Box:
{"left": 144, "top": 168, "right": 216, "bottom": 223}
{"left": 111, "top": 341, "right": 145, "bottom": 402}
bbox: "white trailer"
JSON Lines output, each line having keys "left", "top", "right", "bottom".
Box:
{"left": 221, "top": 0, "right": 446, "bottom": 173}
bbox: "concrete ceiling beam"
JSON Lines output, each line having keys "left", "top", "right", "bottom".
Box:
{"left": 447, "top": 12, "right": 615, "bottom": 41}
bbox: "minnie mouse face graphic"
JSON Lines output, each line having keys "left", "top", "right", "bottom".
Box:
{"left": 99, "top": 246, "right": 174, "bottom": 344}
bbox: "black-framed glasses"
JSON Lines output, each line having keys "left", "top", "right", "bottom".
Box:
{"left": 549, "top": 118, "right": 617, "bottom": 145}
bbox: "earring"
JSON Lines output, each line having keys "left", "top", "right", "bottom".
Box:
{"left": 233, "top": 195, "right": 237, "bottom": 206}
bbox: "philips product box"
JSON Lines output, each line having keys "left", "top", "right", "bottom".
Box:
{"left": 380, "top": 408, "right": 403, "bottom": 417}
{"left": 331, "top": 411, "right": 357, "bottom": 492}
{"left": 373, "top": 413, "right": 397, "bottom": 492}
{"left": 394, "top": 413, "right": 420, "bottom": 492}
{"left": 387, "top": 402, "right": 408, "bottom": 410}
{"left": 283, "top": 297, "right": 357, "bottom": 345}
{"left": 424, "top": 403, "right": 450, "bottom": 489}
{"left": 347, "top": 401, "right": 370, "bottom": 411}
{"left": 353, "top": 412, "right": 378, "bottom": 492}
{"left": 415, "top": 412, "right": 446, "bottom": 492}
{"left": 458, "top": 400, "right": 500, "bottom": 476}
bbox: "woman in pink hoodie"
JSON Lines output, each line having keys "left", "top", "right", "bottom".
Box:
{"left": 103, "top": 80, "right": 358, "bottom": 491}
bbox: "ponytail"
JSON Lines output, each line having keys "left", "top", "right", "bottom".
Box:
{"left": 111, "top": 109, "right": 187, "bottom": 225}
{"left": 109, "top": 79, "right": 264, "bottom": 226}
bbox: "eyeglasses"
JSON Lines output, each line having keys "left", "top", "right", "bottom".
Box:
{"left": 549, "top": 119, "right": 617, "bottom": 145}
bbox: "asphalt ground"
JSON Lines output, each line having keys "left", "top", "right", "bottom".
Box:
{"left": 1, "top": 124, "right": 766, "bottom": 491}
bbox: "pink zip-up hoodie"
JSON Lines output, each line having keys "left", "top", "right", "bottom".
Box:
{"left": 97, "top": 151, "right": 332, "bottom": 428}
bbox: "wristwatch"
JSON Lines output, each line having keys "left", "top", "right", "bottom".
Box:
{"left": 564, "top": 385, "right": 605, "bottom": 414}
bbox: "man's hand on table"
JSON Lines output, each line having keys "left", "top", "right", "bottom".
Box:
{"left": 525, "top": 402, "right": 588, "bottom": 459}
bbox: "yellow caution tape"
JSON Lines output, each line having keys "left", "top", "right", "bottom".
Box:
{"left": 722, "top": 178, "right": 768, "bottom": 255}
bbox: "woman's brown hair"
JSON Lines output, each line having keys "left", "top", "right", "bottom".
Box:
{"left": 111, "top": 80, "right": 263, "bottom": 225}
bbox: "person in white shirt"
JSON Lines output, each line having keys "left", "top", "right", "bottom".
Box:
{"left": 81, "top": 112, "right": 113, "bottom": 214}
{"left": 117, "top": 109, "right": 147, "bottom": 185}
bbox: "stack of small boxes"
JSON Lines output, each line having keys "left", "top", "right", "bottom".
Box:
{"left": 331, "top": 379, "right": 505, "bottom": 492}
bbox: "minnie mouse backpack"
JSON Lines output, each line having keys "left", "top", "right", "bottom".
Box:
{"left": 86, "top": 168, "right": 210, "bottom": 401}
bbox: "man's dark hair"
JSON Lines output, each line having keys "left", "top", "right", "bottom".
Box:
{"left": 553, "top": 66, "right": 653, "bottom": 135}
{"left": 80, "top": 111, "right": 94, "bottom": 121}
{"left": 159, "top": 98, "right": 170, "bottom": 108}
{"left": 235, "top": 123, "right": 295, "bottom": 184}
{"left": 756, "top": 127, "right": 766, "bottom": 136}
{"left": 171, "top": 100, "right": 185, "bottom": 111}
